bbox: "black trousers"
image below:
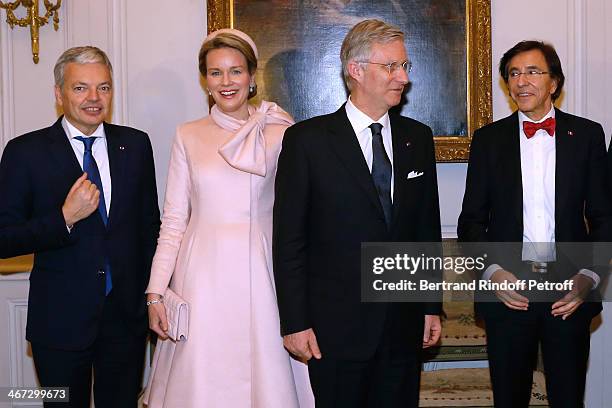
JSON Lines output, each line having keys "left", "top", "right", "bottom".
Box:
{"left": 31, "top": 292, "right": 147, "bottom": 408}
{"left": 484, "top": 302, "right": 593, "bottom": 408}
{"left": 307, "top": 314, "right": 424, "bottom": 408}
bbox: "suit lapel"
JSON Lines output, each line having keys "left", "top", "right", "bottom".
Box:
{"left": 104, "top": 123, "right": 127, "bottom": 228}
{"left": 389, "top": 114, "right": 411, "bottom": 224}
{"left": 501, "top": 113, "right": 524, "bottom": 229}
{"left": 328, "top": 106, "right": 385, "bottom": 216}
{"left": 554, "top": 109, "right": 572, "bottom": 235}
{"left": 46, "top": 117, "right": 84, "bottom": 182}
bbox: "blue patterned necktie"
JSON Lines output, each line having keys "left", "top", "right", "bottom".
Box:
{"left": 369, "top": 123, "right": 392, "bottom": 228}
{"left": 74, "top": 136, "right": 112, "bottom": 295}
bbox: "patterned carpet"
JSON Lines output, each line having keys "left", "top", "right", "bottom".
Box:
{"left": 420, "top": 368, "right": 548, "bottom": 407}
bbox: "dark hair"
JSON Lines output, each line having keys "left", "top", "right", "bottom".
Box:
{"left": 499, "top": 40, "right": 564, "bottom": 101}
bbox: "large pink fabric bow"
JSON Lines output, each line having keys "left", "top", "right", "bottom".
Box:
{"left": 211, "top": 101, "right": 294, "bottom": 176}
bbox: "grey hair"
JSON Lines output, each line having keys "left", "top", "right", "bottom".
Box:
{"left": 340, "top": 19, "right": 404, "bottom": 90}
{"left": 54, "top": 46, "right": 113, "bottom": 88}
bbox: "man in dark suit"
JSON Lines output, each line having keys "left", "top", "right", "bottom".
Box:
{"left": 0, "top": 173, "right": 100, "bottom": 259}
{"left": 458, "top": 40, "right": 611, "bottom": 407}
{"left": 273, "top": 19, "right": 442, "bottom": 407}
{"left": 0, "top": 46, "right": 160, "bottom": 408}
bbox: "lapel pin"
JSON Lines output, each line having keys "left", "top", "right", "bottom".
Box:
{"left": 567, "top": 131, "right": 573, "bottom": 136}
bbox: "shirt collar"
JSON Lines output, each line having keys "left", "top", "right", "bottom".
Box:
{"left": 518, "top": 106, "right": 555, "bottom": 126}
{"left": 345, "top": 96, "right": 390, "bottom": 135}
{"left": 62, "top": 116, "right": 106, "bottom": 140}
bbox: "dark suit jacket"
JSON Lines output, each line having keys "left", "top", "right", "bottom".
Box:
{"left": 0, "top": 117, "right": 160, "bottom": 350}
{"left": 273, "top": 106, "right": 442, "bottom": 360}
{"left": 458, "top": 109, "right": 610, "bottom": 316}
{"left": 607, "top": 138, "right": 612, "bottom": 210}
{"left": 0, "top": 219, "right": 70, "bottom": 259}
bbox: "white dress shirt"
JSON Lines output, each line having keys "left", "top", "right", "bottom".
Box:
{"left": 62, "top": 117, "right": 112, "bottom": 215}
{"left": 482, "top": 107, "right": 598, "bottom": 287}
{"left": 519, "top": 108, "right": 556, "bottom": 262}
{"left": 345, "top": 96, "right": 395, "bottom": 201}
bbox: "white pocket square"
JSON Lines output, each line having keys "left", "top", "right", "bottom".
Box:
{"left": 407, "top": 171, "right": 424, "bottom": 179}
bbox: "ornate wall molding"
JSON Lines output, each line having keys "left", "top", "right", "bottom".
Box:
{"left": 62, "top": 0, "right": 73, "bottom": 48}
{"left": 435, "top": 0, "right": 493, "bottom": 162}
{"left": 1, "top": 3, "right": 69, "bottom": 151}
{"left": 0, "top": 19, "right": 15, "bottom": 150}
{"left": 207, "top": 0, "right": 492, "bottom": 162}
{"left": 207, "top": 0, "right": 232, "bottom": 33}
{"left": 108, "top": 0, "right": 128, "bottom": 125}
{"left": 8, "top": 299, "right": 29, "bottom": 386}
{"left": 566, "top": 0, "right": 587, "bottom": 116}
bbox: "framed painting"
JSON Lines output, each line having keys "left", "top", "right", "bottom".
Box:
{"left": 207, "top": 0, "right": 492, "bottom": 162}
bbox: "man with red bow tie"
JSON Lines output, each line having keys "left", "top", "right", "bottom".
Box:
{"left": 458, "top": 40, "right": 611, "bottom": 407}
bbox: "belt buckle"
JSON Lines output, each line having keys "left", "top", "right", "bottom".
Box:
{"left": 531, "top": 261, "right": 548, "bottom": 274}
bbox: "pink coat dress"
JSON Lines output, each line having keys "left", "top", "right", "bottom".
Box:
{"left": 143, "top": 102, "right": 313, "bottom": 408}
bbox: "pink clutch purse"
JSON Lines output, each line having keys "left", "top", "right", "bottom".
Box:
{"left": 163, "top": 288, "right": 189, "bottom": 341}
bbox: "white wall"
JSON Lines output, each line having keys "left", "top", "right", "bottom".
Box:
{"left": 1, "top": 0, "right": 611, "bottom": 406}
{"left": 0, "top": 2, "right": 206, "bottom": 407}
{"left": 458, "top": 2, "right": 612, "bottom": 406}
{"left": 440, "top": 0, "right": 612, "bottom": 241}
{"left": 0, "top": 0, "right": 208, "bottom": 203}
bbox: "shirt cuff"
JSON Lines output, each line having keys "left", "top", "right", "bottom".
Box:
{"left": 578, "top": 269, "right": 599, "bottom": 289}
{"left": 482, "top": 264, "right": 503, "bottom": 281}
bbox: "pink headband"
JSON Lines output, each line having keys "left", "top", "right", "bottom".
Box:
{"left": 203, "top": 28, "right": 259, "bottom": 60}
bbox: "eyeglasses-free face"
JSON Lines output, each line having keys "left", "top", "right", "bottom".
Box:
{"left": 54, "top": 62, "right": 113, "bottom": 136}
{"left": 205, "top": 47, "right": 254, "bottom": 121}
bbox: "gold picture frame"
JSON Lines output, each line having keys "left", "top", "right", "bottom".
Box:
{"left": 207, "top": 0, "right": 492, "bottom": 162}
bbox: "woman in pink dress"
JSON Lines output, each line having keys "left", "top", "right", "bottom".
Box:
{"left": 143, "top": 29, "right": 313, "bottom": 408}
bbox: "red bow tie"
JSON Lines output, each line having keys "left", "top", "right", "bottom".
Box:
{"left": 523, "top": 117, "right": 556, "bottom": 138}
